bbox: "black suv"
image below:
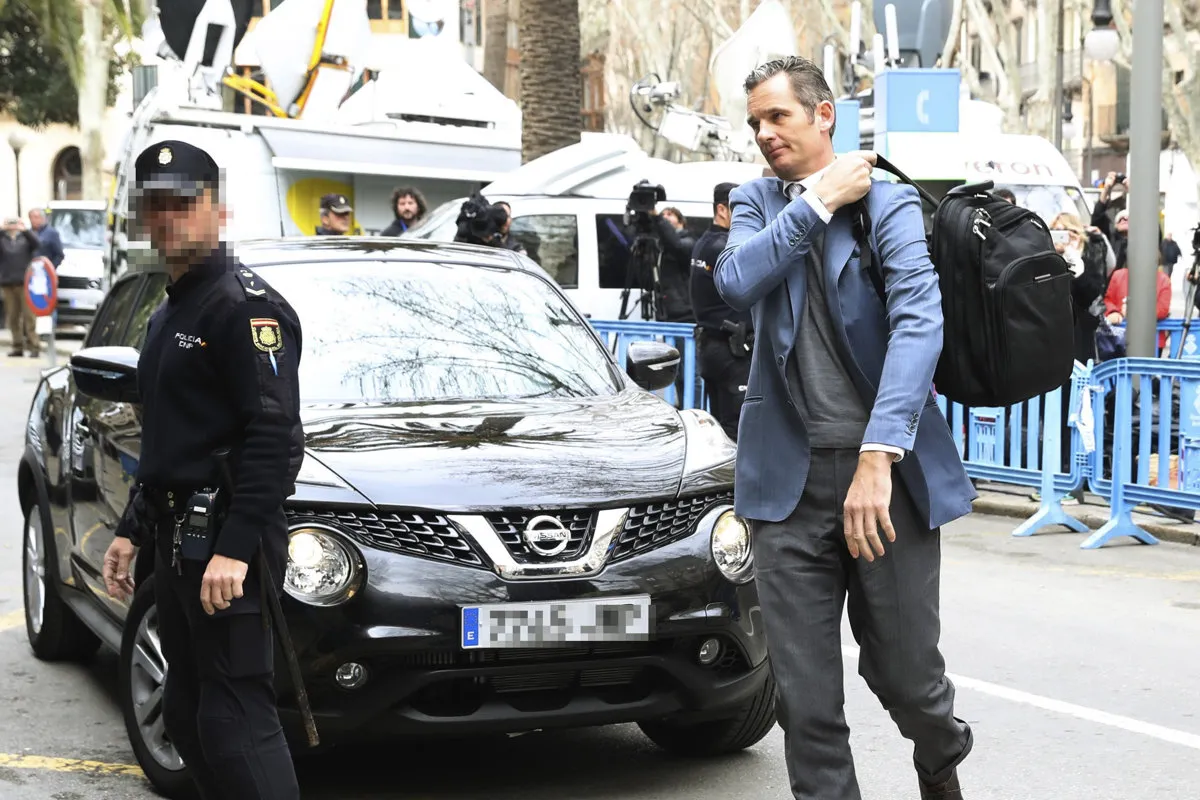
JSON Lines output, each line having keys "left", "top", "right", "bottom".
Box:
{"left": 18, "top": 238, "right": 773, "bottom": 797}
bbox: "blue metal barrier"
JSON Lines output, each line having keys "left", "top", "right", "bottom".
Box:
{"left": 588, "top": 320, "right": 703, "bottom": 410}
{"left": 1082, "top": 357, "right": 1200, "bottom": 548}
{"left": 1156, "top": 318, "right": 1199, "bottom": 360}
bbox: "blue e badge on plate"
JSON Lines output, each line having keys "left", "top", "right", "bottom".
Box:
{"left": 461, "top": 607, "right": 480, "bottom": 648}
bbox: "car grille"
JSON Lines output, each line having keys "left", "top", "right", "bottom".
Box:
{"left": 607, "top": 492, "right": 733, "bottom": 563}
{"left": 484, "top": 509, "right": 594, "bottom": 563}
{"left": 57, "top": 275, "right": 95, "bottom": 290}
{"left": 286, "top": 508, "right": 488, "bottom": 568}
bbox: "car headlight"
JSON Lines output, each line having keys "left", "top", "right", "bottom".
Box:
{"left": 680, "top": 408, "right": 736, "bottom": 476}
{"left": 711, "top": 510, "right": 753, "bottom": 583}
{"left": 285, "top": 525, "right": 362, "bottom": 606}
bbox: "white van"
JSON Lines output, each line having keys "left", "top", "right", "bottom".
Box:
{"left": 406, "top": 134, "right": 766, "bottom": 320}
{"left": 106, "top": 58, "right": 521, "bottom": 282}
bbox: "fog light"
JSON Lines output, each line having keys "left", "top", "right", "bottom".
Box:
{"left": 698, "top": 638, "right": 721, "bottom": 665}
{"left": 335, "top": 662, "right": 368, "bottom": 689}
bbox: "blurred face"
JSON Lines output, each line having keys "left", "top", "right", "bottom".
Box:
{"left": 395, "top": 194, "right": 420, "bottom": 221}
{"left": 138, "top": 189, "right": 223, "bottom": 264}
{"left": 28, "top": 209, "right": 45, "bottom": 228}
{"left": 1116, "top": 215, "right": 1129, "bottom": 234}
{"left": 662, "top": 209, "right": 684, "bottom": 230}
{"left": 321, "top": 209, "right": 352, "bottom": 234}
{"left": 746, "top": 73, "right": 834, "bottom": 181}
{"left": 497, "top": 203, "right": 512, "bottom": 234}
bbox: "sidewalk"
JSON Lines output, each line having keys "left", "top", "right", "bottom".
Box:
{"left": 0, "top": 330, "right": 81, "bottom": 362}
{"left": 972, "top": 482, "right": 1200, "bottom": 547}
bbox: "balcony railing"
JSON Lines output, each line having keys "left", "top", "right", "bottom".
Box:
{"left": 1018, "top": 49, "right": 1082, "bottom": 94}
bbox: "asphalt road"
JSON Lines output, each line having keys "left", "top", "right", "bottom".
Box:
{"left": 3, "top": 355, "right": 1200, "bottom": 799}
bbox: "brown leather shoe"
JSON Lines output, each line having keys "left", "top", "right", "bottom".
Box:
{"left": 919, "top": 770, "right": 963, "bottom": 799}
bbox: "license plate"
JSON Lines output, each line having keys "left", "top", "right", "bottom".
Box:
{"left": 461, "top": 595, "right": 652, "bottom": 649}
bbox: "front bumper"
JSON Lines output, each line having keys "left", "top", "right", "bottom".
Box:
{"left": 273, "top": 512, "right": 767, "bottom": 744}
{"left": 54, "top": 288, "right": 101, "bottom": 326}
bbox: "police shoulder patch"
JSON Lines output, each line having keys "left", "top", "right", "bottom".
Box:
{"left": 250, "top": 317, "right": 283, "bottom": 352}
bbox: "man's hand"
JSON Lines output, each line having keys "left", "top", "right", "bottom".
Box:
{"left": 102, "top": 537, "right": 138, "bottom": 601}
{"left": 843, "top": 451, "right": 897, "bottom": 562}
{"left": 813, "top": 151, "right": 878, "bottom": 214}
{"left": 200, "top": 554, "right": 248, "bottom": 615}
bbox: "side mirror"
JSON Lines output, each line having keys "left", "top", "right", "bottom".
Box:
{"left": 625, "top": 341, "right": 679, "bottom": 392}
{"left": 70, "top": 346, "right": 141, "bottom": 404}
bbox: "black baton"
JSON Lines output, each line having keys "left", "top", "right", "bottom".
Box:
{"left": 213, "top": 449, "right": 319, "bottom": 747}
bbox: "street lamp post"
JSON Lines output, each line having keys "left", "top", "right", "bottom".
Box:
{"left": 7, "top": 130, "right": 27, "bottom": 219}
{"left": 1124, "top": 0, "right": 1165, "bottom": 358}
{"left": 1052, "top": 0, "right": 1066, "bottom": 152}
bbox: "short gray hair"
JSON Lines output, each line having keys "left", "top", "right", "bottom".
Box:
{"left": 743, "top": 56, "right": 836, "bottom": 137}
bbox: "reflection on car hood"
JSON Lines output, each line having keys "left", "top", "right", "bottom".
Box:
{"left": 300, "top": 391, "right": 687, "bottom": 510}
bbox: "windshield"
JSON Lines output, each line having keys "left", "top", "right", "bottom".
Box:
{"left": 256, "top": 260, "right": 620, "bottom": 404}
{"left": 48, "top": 208, "right": 105, "bottom": 249}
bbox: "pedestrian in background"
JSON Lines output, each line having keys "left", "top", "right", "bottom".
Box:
{"left": 715, "top": 55, "right": 975, "bottom": 800}
{"left": 315, "top": 193, "right": 354, "bottom": 235}
{"left": 380, "top": 186, "right": 427, "bottom": 235}
{"left": 28, "top": 208, "right": 65, "bottom": 268}
{"left": 1, "top": 217, "right": 41, "bottom": 357}
{"left": 101, "top": 139, "right": 304, "bottom": 800}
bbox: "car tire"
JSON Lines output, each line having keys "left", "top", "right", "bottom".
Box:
{"left": 118, "top": 576, "right": 197, "bottom": 800}
{"left": 23, "top": 503, "right": 100, "bottom": 662}
{"left": 638, "top": 670, "right": 777, "bottom": 757}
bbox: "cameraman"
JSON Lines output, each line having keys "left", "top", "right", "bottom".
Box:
{"left": 690, "top": 183, "right": 750, "bottom": 441}
{"left": 653, "top": 207, "right": 696, "bottom": 323}
{"left": 453, "top": 194, "right": 511, "bottom": 249}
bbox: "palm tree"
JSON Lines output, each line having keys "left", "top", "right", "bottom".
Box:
{"left": 517, "top": 0, "right": 582, "bottom": 162}
{"left": 19, "top": 0, "right": 141, "bottom": 200}
{"left": 482, "top": 0, "right": 509, "bottom": 94}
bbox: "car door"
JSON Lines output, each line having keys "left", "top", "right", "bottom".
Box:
{"left": 68, "top": 274, "right": 153, "bottom": 607}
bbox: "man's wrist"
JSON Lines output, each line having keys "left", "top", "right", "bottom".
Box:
{"left": 858, "top": 450, "right": 896, "bottom": 470}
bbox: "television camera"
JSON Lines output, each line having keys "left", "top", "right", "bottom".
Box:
{"left": 1180, "top": 224, "right": 1200, "bottom": 352}
{"left": 453, "top": 194, "right": 509, "bottom": 247}
{"left": 619, "top": 180, "right": 668, "bottom": 321}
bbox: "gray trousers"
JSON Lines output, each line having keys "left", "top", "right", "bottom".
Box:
{"left": 752, "top": 448, "right": 972, "bottom": 800}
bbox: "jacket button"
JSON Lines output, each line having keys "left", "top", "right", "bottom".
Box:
{"left": 776, "top": 355, "right": 784, "bottom": 365}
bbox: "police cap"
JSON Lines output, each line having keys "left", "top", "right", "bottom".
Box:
{"left": 134, "top": 140, "right": 220, "bottom": 196}
{"left": 320, "top": 193, "right": 353, "bottom": 214}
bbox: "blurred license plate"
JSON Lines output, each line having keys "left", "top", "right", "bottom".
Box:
{"left": 461, "top": 595, "right": 651, "bottom": 649}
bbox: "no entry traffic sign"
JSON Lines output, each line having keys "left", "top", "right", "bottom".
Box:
{"left": 24, "top": 256, "right": 58, "bottom": 317}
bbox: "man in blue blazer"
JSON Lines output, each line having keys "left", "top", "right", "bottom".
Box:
{"left": 715, "top": 56, "right": 977, "bottom": 800}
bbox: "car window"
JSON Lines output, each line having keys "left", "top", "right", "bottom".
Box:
{"left": 510, "top": 215, "right": 578, "bottom": 289}
{"left": 596, "top": 213, "right": 633, "bottom": 290}
{"left": 120, "top": 272, "right": 170, "bottom": 348}
{"left": 85, "top": 277, "right": 143, "bottom": 347}
{"left": 255, "top": 260, "right": 620, "bottom": 404}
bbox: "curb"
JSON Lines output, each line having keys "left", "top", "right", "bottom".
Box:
{"left": 971, "top": 496, "right": 1200, "bottom": 547}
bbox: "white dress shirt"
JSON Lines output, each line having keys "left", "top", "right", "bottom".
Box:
{"left": 782, "top": 165, "right": 905, "bottom": 463}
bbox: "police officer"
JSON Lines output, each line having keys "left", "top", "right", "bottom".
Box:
{"left": 690, "top": 182, "right": 752, "bottom": 441}
{"left": 100, "top": 140, "right": 304, "bottom": 800}
{"left": 315, "top": 192, "right": 353, "bottom": 235}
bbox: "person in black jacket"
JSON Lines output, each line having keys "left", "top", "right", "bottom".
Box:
{"left": 690, "top": 182, "right": 751, "bottom": 440}
{"left": 653, "top": 207, "right": 696, "bottom": 322}
{"left": 380, "top": 186, "right": 427, "bottom": 236}
{"left": 1, "top": 218, "right": 41, "bottom": 356}
{"left": 101, "top": 140, "right": 303, "bottom": 800}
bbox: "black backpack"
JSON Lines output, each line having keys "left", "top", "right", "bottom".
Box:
{"left": 856, "top": 156, "right": 1077, "bottom": 408}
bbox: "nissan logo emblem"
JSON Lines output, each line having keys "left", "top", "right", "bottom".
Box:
{"left": 523, "top": 515, "right": 572, "bottom": 557}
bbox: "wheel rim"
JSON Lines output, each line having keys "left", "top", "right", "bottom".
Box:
{"left": 24, "top": 512, "right": 45, "bottom": 636}
{"left": 129, "top": 608, "right": 186, "bottom": 773}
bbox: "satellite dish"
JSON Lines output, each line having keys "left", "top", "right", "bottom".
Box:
{"left": 709, "top": 0, "right": 797, "bottom": 160}
{"left": 158, "top": 0, "right": 254, "bottom": 62}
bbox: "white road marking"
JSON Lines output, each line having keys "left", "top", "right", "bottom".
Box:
{"left": 842, "top": 645, "right": 1200, "bottom": 751}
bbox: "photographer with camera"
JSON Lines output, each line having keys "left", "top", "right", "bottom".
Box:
{"left": 690, "top": 182, "right": 751, "bottom": 441}
{"left": 453, "top": 193, "right": 512, "bottom": 249}
{"left": 619, "top": 181, "right": 695, "bottom": 323}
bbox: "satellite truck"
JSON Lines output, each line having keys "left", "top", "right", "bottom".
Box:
{"left": 105, "top": 0, "right": 521, "bottom": 284}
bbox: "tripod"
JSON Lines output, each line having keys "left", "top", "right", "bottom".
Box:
{"left": 1179, "top": 258, "right": 1198, "bottom": 358}
{"left": 619, "top": 231, "right": 664, "bottom": 321}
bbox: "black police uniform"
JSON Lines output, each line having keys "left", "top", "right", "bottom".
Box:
{"left": 690, "top": 223, "right": 752, "bottom": 441}
{"left": 115, "top": 140, "right": 304, "bottom": 800}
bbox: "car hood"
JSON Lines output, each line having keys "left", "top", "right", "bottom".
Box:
{"left": 299, "top": 390, "right": 688, "bottom": 510}
{"left": 56, "top": 248, "right": 104, "bottom": 278}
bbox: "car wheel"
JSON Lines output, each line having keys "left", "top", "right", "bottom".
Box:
{"left": 23, "top": 503, "right": 100, "bottom": 661}
{"left": 118, "top": 577, "right": 196, "bottom": 800}
{"left": 638, "top": 670, "right": 778, "bottom": 757}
